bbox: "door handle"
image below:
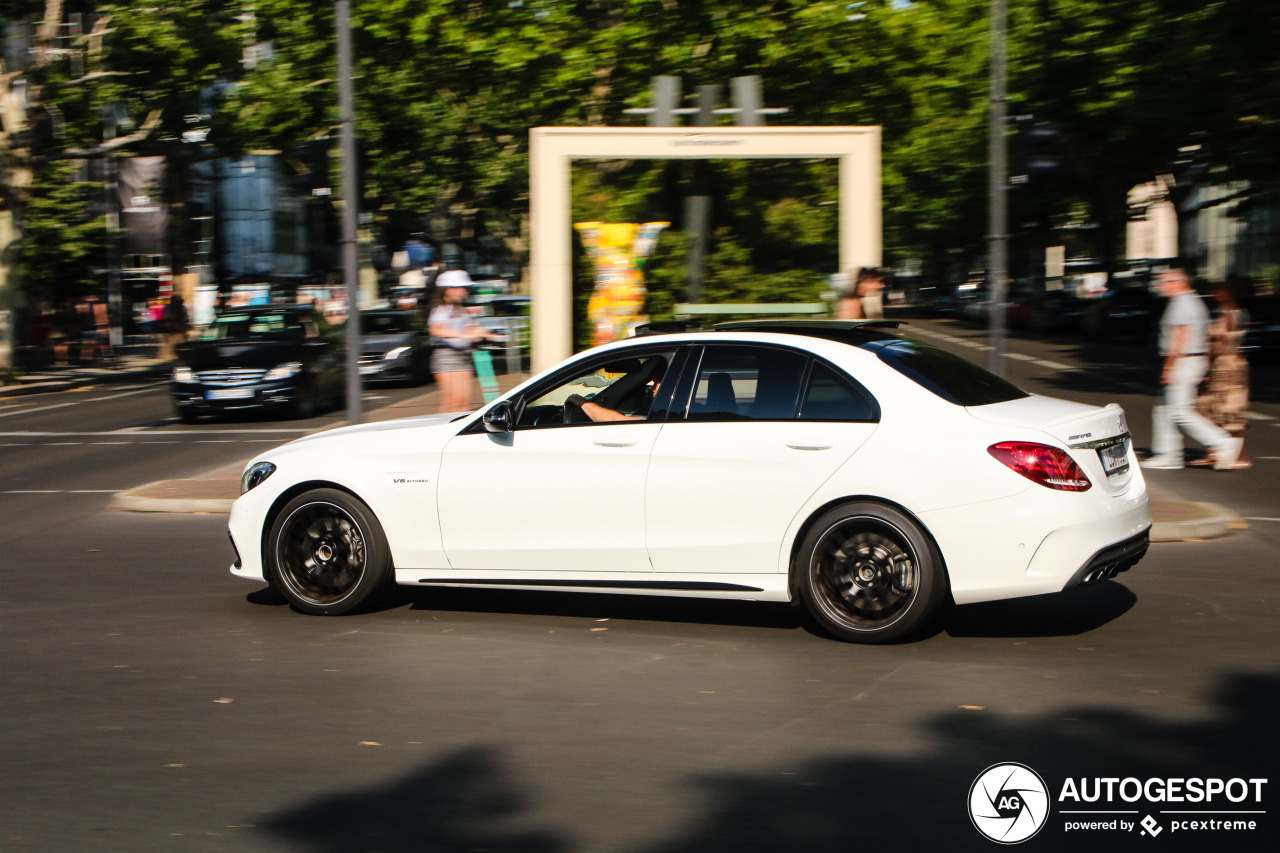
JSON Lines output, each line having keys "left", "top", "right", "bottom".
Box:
{"left": 787, "top": 440, "right": 833, "bottom": 451}
{"left": 593, "top": 438, "right": 637, "bottom": 448}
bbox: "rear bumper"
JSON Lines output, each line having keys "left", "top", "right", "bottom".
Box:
{"left": 924, "top": 477, "right": 1151, "bottom": 606}
{"left": 1061, "top": 527, "right": 1150, "bottom": 591}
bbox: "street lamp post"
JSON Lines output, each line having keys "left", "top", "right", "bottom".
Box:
{"left": 987, "top": 0, "right": 1009, "bottom": 376}
{"left": 336, "top": 0, "right": 362, "bottom": 423}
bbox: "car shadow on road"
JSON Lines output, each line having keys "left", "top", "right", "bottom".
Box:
{"left": 397, "top": 586, "right": 805, "bottom": 633}
{"left": 944, "top": 582, "right": 1137, "bottom": 638}
{"left": 245, "top": 580, "right": 1137, "bottom": 641}
{"left": 252, "top": 671, "right": 1279, "bottom": 853}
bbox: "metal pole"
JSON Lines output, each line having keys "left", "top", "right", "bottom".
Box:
{"left": 336, "top": 0, "right": 362, "bottom": 423}
{"left": 987, "top": 0, "right": 1009, "bottom": 376}
{"left": 104, "top": 104, "right": 123, "bottom": 358}
{"left": 685, "top": 84, "right": 718, "bottom": 302}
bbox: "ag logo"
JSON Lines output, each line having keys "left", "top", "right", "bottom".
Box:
{"left": 969, "top": 763, "right": 1050, "bottom": 844}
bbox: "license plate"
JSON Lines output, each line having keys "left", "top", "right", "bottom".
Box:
{"left": 206, "top": 388, "right": 255, "bottom": 400}
{"left": 1098, "top": 439, "right": 1130, "bottom": 476}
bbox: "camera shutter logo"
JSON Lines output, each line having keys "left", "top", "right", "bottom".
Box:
{"left": 969, "top": 763, "right": 1051, "bottom": 844}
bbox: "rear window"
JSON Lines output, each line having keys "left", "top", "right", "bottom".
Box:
{"left": 876, "top": 339, "right": 1029, "bottom": 406}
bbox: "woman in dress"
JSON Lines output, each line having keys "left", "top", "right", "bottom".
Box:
{"left": 1194, "top": 278, "right": 1252, "bottom": 469}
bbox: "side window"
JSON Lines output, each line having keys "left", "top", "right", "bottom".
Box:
{"left": 516, "top": 353, "right": 671, "bottom": 428}
{"left": 799, "top": 362, "right": 878, "bottom": 421}
{"left": 687, "top": 346, "right": 807, "bottom": 421}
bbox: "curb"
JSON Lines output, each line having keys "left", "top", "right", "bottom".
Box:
{"left": 110, "top": 477, "right": 240, "bottom": 514}
{"left": 0, "top": 364, "right": 171, "bottom": 398}
{"left": 1149, "top": 501, "right": 1240, "bottom": 542}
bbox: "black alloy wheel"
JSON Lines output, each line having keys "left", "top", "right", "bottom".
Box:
{"left": 267, "top": 489, "right": 392, "bottom": 615}
{"left": 798, "top": 502, "right": 946, "bottom": 643}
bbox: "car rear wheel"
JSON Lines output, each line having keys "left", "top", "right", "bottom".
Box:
{"left": 797, "top": 502, "right": 946, "bottom": 644}
{"left": 266, "top": 489, "right": 392, "bottom": 615}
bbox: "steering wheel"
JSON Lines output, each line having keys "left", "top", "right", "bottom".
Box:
{"left": 563, "top": 394, "right": 592, "bottom": 424}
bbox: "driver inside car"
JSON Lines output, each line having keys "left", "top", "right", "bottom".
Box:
{"left": 567, "top": 359, "right": 666, "bottom": 422}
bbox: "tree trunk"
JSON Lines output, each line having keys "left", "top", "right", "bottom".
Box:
{"left": 0, "top": 0, "right": 62, "bottom": 378}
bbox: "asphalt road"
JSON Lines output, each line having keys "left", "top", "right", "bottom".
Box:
{"left": 2, "top": 320, "right": 1278, "bottom": 852}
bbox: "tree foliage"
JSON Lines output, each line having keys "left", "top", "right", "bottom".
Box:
{"left": 4, "top": 0, "right": 1278, "bottom": 319}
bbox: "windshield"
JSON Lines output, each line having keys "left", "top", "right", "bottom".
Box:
{"left": 200, "top": 312, "right": 309, "bottom": 342}
{"left": 876, "top": 339, "right": 1029, "bottom": 406}
{"left": 361, "top": 313, "right": 416, "bottom": 334}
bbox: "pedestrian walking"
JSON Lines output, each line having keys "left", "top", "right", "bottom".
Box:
{"left": 1142, "top": 267, "right": 1243, "bottom": 471}
{"left": 428, "top": 270, "right": 497, "bottom": 413}
{"left": 159, "top": 293, "right": 190, "bottom": 362}
{"left": 1192, "top": 277, "right": 1251, "bottom": 469}
{"left": 836, "top": 266, "right": 886, "bottom": 320}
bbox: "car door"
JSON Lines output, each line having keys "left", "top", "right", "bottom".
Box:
{"left": 436, "top": 348, "right": 676, "bottom": 574}
{"left": 645, "top": 343, "right": 880, "bottom": 574}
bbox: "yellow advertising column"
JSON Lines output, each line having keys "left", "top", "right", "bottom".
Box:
{"left": 574, "top": 221, "right": 668, "bottom": 345}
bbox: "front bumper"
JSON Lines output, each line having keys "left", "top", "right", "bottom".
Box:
{"left": 171, "top": 379, "right": 303, "bottom": 414}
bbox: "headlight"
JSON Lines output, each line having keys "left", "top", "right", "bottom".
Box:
{"left": 173, "top": 366, "right": 196, "bottom": 383}
{"left": 262, "top": 362, "right": 302, "bottom": 381}
{"left": 384, "top": 346, "right": 411, "bottom": 360}
{"left": 240, "top": 461, "right": 277, "bottom": 495}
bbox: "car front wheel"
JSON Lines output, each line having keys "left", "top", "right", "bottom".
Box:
{"left": 266, "top": 489, "right": 392, "bottom": 615}
{"left": 797, "top": 503, "right": 946, "bottom": 644}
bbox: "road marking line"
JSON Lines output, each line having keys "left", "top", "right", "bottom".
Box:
{"left": 2, "top": 489, "right": 121, "bottom": 494}
{"left": 1244, "top": 517, "right": 1280, "bottom": 523}
{"left": 1006, "top": 353, "right": 1037, "bottom": 361}
{"left": 1246, "top": 411, "right": 1274, "bottom": 421}
{"left": 0, "top": 429, "right": 309, "bottom": 437}
{"left": 195, "top": 440, "right": 238, "bottom": 443}
{"left": 0, "top": 382, "right": 167, "bottom": 419}
{"left": 1034, "top": 360, "right": 1072, "bottom": 370}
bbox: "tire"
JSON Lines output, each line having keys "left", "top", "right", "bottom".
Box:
{"left": 266, "top": 488, "right": 392, "bottom": 615}
{"left": 797, "top": 502, "right": 947, "bottom": 644}
{"left": 176, "top": 408, "right": 199, "bottom": 424}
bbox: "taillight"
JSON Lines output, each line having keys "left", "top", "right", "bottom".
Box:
{"left": 988, "top": 441, "right": 1092, "bottom": 492}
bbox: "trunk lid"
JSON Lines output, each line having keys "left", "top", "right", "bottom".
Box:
{"left": 967, "top": 395, "right": 1135, "bottom": 495}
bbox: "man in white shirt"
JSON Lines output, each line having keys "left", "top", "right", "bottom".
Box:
{"left": 1143, "top": 267, "right": 1243, "bottom": 470}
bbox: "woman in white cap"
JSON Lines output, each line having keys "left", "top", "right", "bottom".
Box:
{"left": 429, "top": 269, "right": 497, "bottom": 412}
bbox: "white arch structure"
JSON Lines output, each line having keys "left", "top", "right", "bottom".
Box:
{"left": 528, "top": 125, "right": 882, "bottom": 372}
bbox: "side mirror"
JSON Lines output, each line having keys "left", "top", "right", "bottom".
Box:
{"left": 483, "top": 400, "right": 515, "bottom": 433}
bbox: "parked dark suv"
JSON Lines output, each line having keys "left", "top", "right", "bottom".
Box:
{"left": 171, "top": 304, "right": 344, "bottom": 422}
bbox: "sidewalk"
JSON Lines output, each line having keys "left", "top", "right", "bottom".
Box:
{"left": 105, "top": 372, "right": 1242, "bottom": 541}
{"left": 0, "top": 353, "right": 172, "bottom": 397}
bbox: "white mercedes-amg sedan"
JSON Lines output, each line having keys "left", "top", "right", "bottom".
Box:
{"left": 227, "top": 320, "right": 1151, "bottom": 643}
